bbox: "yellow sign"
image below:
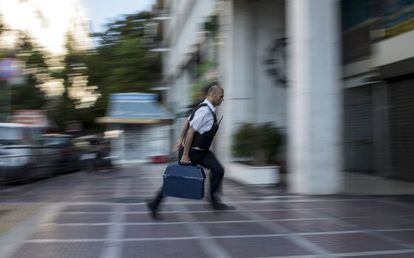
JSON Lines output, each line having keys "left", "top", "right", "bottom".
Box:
{"left": 384, "top": 18, "right": 414, "bottom": 38}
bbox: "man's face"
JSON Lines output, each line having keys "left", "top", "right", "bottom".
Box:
{"left": 213, "top": 90, "right": 224, "bottom": 106}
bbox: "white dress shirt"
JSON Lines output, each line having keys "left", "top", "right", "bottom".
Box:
{"left": 188, "top": 99, "right": 216, "bottom": 134}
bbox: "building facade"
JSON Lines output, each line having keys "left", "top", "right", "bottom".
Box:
{"left": 158, "top": 0, "right": 414, "bottom": 194}
{"left": 342, "top": 0, "right": 414, "bottom": 181}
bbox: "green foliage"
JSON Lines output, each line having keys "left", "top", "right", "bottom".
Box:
{"left": 11, "top": 76, "right": 46, "bottom": 110}
{"left": 233, "top": 123, "right": 256, "bottom": 158}
{"left": 203, "top": 15, "right": 219, "bottom": 36}
{"left": 190, "top": 79, "right": 209, "bottom": 101}
{"left": 48, "top": 91, "right": 76, "bottom": 129}
{"left": 17, "top": 34, "right": 48, "bottom": 70}
{"left": 1, "top": 11, "right": 161, "bottom": 132}
{"left": 0, "top": 33, "right": 50, "bottom": 121}
{"left": 0, "top": 15, "right": 5, "bottom": 37}
{"left": 232, "top": 123, "right": 282, "bottom": 165}
{"left": 190, "top": 60, "right": 217, "bottom": 101}
{"left": 84, "top": 11, "right": 161, "bottom": 121}
{"left": 11, "top": 34, "right": 48, "bottom": 111}
{"left": 50, "top": 10, "right": 161, "bottom": 131}
{"left": 48, "top": 33, "right": 94, "bottom": 131}
{"left": 100, "top": 12, "right": 152, "bottom": 46}
{"left": 196, "top": 60, "right": 216, "bottom": 76}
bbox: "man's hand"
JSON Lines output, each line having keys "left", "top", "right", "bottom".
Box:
{"left": 180, "top": 154, "right": 191, "bottom": 165}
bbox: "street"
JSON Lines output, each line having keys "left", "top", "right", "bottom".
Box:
{"left": 0, "top": 165, "right": 414, "bottom": 258}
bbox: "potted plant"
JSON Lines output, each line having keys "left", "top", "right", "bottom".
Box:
{"left": 228, "top": 122, "right": 283, "bottom": 184}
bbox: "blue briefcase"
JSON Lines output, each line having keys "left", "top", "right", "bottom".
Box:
{"left": 162, "top": 163, "right": 206, "bottom": 200}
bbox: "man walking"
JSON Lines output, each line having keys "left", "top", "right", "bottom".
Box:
{"left": 146, "top": 83, "right": 233, "bottom": 219}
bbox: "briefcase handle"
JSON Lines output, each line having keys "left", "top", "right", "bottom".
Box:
{"left": 178, "top": 161, "right": 191, "bottom": 166}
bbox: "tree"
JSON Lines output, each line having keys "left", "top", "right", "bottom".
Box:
{"left": 85, "top": 11, "right": 161, "bottom": 119}
{"left": 0, "top": 15, "right": 4, "bottom": 38}
{"left": 0, "top": 33, "right": 48, "bottom": 120}
{"left": 11, "top": 34, "right": 48, "bottom": 111}
{"left": 49, "top": 33, "right": 91, "bottom": 131}
{"left": 45, "top": 11, "right": 162, "bottom": 132}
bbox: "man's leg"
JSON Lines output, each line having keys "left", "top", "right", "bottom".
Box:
{"left": 146, "top": 147, "right": 186, "bottom": 220}
{"left": 198, "top": 151, "right": 233, "bottom": 210}
{"left": 146, "top": 188, "right": 164, "bottom": 219}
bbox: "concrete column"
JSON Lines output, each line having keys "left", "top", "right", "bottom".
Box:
{"left": 215, "top": 0, "right": 233, "bottom": 164}
{"left": 216, "top": 0, "right": 256, "bottom": 164}
{"left": 231, "top": 0, "right": 256, "bottom": 124}
{"left": 287, "top": 0, "right": 343, "bottom": 194}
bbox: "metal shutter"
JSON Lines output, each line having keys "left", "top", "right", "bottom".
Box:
{"left": 344, "top": 86, "right": 375, "bottom": 173}
{"left": 389, "top": 78, "right": 414, "bottom": 181}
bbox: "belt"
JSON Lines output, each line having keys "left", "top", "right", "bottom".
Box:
{"left": 191, "top": 147, "right": 206, "bottom": 151}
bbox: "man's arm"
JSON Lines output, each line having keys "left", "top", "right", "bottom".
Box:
{"left": 173, "top": 119, "right": 189, "bottom": 152}
{"left": 180, "top": 126, "right": 195, "bottom": 164}
{"left": 180, "top": 106, "right": 208, "bottom": 163}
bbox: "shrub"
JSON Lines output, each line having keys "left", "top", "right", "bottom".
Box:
{"left": 232, "top": 122, "right": 282, "bottom": 165}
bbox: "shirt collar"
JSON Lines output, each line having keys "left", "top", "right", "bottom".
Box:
{"left": 202, "top": 99, "right": 216, "bottom": 112}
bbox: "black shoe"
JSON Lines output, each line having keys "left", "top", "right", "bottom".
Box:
{"left": 145, "top": 199, "right": 161, "bottom": 220}
{"left": 211, "top": 202, "right": 235, "bottom": 211}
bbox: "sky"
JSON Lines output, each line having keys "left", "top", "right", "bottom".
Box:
{"left": 83, "top": 0, "right": 155, "bottom": 33}
{"left": 0, "top": 0, "right": 154, "bottom": 101}
{"left": 0, "top": 0, "right": 91, "bottom": 54}
{"left": 0, "top": 0, "right": 155, "bottom": 55}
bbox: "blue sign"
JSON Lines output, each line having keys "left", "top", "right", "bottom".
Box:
{"left": 0, "top": 58, "right": 18, "bottom": 81}
{"left": 111, "top": 93, "right": 157, "bottom": 102}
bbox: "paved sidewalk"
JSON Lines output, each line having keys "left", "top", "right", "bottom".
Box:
{"left": 0, "top": 164, "right": 414, "bottom": 258}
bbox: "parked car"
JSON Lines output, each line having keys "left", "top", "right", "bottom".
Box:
{"left": 41, "top": 134, "right": 81, "bottom": 174}
{"left": 74, "top": 135, "right": 115, "bottom": 172}
{"left": 0, "top": 123, "right": 58, "bottom": 183}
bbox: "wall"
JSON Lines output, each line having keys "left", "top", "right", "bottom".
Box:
{"left": 163, "top": 0, "right": 217, "bottom": 77}
{"left": 163, "top": 0, "right": 287, "bottom": 165}
{"left": 254, "top": 0, "right": 286, "bottom": 126}
{"left": 114, "top": 124, "right": 171, "bottom": 163}
{"left": 164, "top": 0, "right": 218, "bottom": 147}
{"left": 142, "top": 125, "right": 171, "bottom": 157}
{"left": 372, "top": 30, "right": 414, "bottom": 69}
{"left": 216, "top": 0, "right": 286, "bottom": 164}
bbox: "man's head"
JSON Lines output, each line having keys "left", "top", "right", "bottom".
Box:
{"left": 206, "top": 82, "right": 224, "bottom": 107}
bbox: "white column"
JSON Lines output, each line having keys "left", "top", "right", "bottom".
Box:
{"left": 215, "top": 0, "right": 234, "bottom": 165}
{"left": 230, "top": 0, "right": 256, "bottom": 124}
{"left": 217, "top": 0, "right": 257, "bottom": 165}
{"left": 287, "top": 0, "right": 343, "bottom": 194}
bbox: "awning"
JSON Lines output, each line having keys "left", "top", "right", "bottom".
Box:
{"left": 97, "top": 93, "right": 173, "bottom": 125}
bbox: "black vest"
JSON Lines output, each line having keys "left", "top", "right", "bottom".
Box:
{"left": 189, "top": 103, "right": 220, "bottom": 150}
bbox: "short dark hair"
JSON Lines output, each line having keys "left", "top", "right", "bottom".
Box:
{"left": 207, "top": 83, "right": 223, "bottom": 96}
{"left": 201, "top": 85, "right": 210, "bottom": 97}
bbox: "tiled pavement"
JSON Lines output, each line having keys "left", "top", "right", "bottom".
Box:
{"left": 1, "top": 164, "right": 414, "bottom": 257}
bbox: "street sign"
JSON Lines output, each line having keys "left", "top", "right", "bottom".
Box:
{"left": 0, "top": 58, "right": 18, "bottom": 81}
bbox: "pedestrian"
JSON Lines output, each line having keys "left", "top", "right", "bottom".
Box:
{"left": 172, "top": 85, "right": 210, "bottom": 153}
{"left": 146, "top": 82, "right": 233, "bottom": 219}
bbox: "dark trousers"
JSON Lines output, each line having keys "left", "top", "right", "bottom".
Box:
{"left": 151, "top": 147, "right": 225, "bottom": 209}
